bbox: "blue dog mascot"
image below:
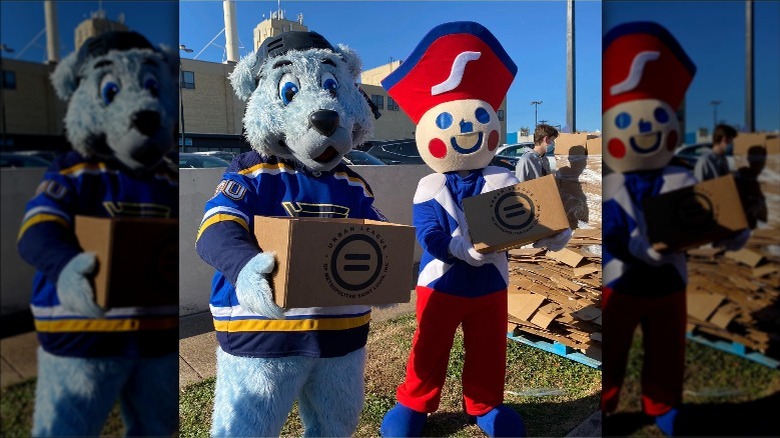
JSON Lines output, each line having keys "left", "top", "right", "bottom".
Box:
{"left": 195, "top": 31, "right": 382, "bottom": 436}
{"left": 17, "top": 31, "right": 179, "bottom": 436}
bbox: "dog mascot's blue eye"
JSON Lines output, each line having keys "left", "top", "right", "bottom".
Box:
{"left": 321, "top": 72, "right": 339, "bottom": 96}
{"left": 475, "top": 107, "right": 490, "bottom": 124}
{"left": 143, "top": 73, "right": 160, "bottom": 97}
{"left": 100, "top": 75, "right": 120, "bottom": 105}
{"left": 278, "top": 73, "right": 300, "bottom": 105}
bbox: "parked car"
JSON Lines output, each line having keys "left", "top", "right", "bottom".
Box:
{"left": 362, "top": 139, "right": 425, "bottom": 165}
{"left": 489, "top": 155, "right": 520, "bottom": 170}
{"left": 0, "top": 152, "right": 52, "bottom": 168}
{"left": 495, "top": 142, "right": 534, "bottom": 158}
{"left": 179, "top": 153, "right": 231, "bottom": 168}
{"left": 673, "top": 142, "right": 734, "bottom": 170}
{"left": 193, "top": 150, "right": 239, "bottom": 163}
{"left": 342, "top": 150, "right": 386, "bottom": 166}
{"left": 14, "top": 150, "right": 61, "bottom": 164}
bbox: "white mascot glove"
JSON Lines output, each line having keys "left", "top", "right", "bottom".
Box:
{"left": 56, "top": 252, "right": 104, "bottom": 318}
{"left": 236, "top": 252, "right": 285, "bottom": 319}
{"left": 714, "top": 229, "right": 751, "bottom": 252}
{"left": 628, "top": 234, "right": 669, "bottom": 267}
{"left": 448, "top": 235, "right": 492, "bottom": 267}
{"left": 532, "top": 228, "right": 573, "bottom": 252}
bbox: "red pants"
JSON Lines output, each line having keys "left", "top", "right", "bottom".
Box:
{"left": 601, "top": 287, "right": 686, "bottom": 416}
{"left": 396, "top": 286, "right": 508, "bottom": 416}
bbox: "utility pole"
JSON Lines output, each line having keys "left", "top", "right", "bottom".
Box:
{"left": 179, "top": 44, "right": 193, "bottom": 152}
{"left": 566, "top": 0, "right": 576, "bottom": 132}
{"left": 530, "top": 100, "right": 542, "bottom": 127}
{"left": 710, "top": 100, "right": 721, "bottom": 129}
{"left": 745, "top": 0, "right": 754, "bottom": 132}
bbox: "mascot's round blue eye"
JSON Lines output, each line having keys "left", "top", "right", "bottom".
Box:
{"left": 654, "top": 107, "right": 669, "bottom": 123}
{"left": 436, "top": 112, "right": 453, "bottom": 130}
{"left": 475, "top": 107, "right": 490, "bottom": 124}
{"left": 321, "top": 72, "right": 339, "bottom": 96}
{"left": 101, "top": 82, "right": 120, "bottom": 105}
{"left": 615, "top": 112, "right": 631, "bottom": 129}
{"left": 280, "top": 82, "right": 298, "bottom": 104}
{"left": 143, "top": 73, "right": 160, "bottom": 97}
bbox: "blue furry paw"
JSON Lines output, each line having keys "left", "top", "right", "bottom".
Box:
{"left": 380, "top": 403, "right": 426, "bottom": 437}
{"left": 655, "top": 407, "right": 679, "bottom": 436}
{"left": 475, "top": 404, "right": 527, "bottom": 437}
{"left": 56, "top": 252, "right": 104, "bottom": 318}
{"left": 236, "top": 252, "right": 284, "bottom": 319}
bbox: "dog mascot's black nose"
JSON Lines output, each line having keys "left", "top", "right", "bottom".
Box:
{"left": 132, "top": 111, "right": 161, "bottom": 136}
{"left": 309, "top": 110, "right": 339, "bottom": 137}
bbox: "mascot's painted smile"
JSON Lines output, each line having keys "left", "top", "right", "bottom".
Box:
{"left": 450, "top": 131, "right": 483, "bottom": 154}
{"left": 629, "top": 131, "right": 661, "bottom": 154}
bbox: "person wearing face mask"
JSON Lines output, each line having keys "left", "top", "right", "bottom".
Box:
{"left": 694, "top": 123, "right": 736, "bottom": 181}
{"left": 515, "top": 123, "right": 558, "bottom": 182}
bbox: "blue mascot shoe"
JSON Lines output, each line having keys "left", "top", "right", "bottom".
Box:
{"left": 474, "top": 404, "right": 527, "bottom": 437}
{"left": 655, "top": 407, "right": 679, "bottom": 436}
{"left": 380, "top": 403, "right": 427, "bottom": 437}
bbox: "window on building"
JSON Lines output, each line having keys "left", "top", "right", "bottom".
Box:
{"left": 2, "top": 70, "right": 16, "bottom": 89}
{"left": 497, "top": 109, "right": 505, "bottom": 121}
{"left": 387, "top": 96, "right": 399, "bottom": 111}
{"left": 182, "top": 71, "right": 195, "bottom": 89}
{"left": 371, "top": 94, "right": 384, "bottom": 110}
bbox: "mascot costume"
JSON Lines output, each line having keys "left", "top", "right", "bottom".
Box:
{"left": 17, "top": 31, "right": 179, "bottom": 436}
{"left": 195, "top": 31, "right": 383, "bottom": 437}
{"left": 602, "top": 22, "right": 747, "bottom": 436}
{"left": 379, "top": 21, "right": 571, "bottom": 437}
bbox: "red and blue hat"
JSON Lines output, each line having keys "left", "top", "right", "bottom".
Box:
{"left": 603, "top": 21, "right": 696, "bottom": 112}
{"left": 381, "top": 21, "right": 517, "bottom": 124}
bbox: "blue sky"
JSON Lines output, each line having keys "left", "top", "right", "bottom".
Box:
{"left": 605, "top": 0, "right": 780, "bottom": 133}
{"left": 179, "top": 1, "right": 603, "bottom": 134}
{"left": 0, "top": 1, "right": 178, "bottom": 59}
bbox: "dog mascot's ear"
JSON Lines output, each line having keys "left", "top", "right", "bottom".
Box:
{"left": 158, "top": 44, "right": 181, "bottom": 84}
{"left": 230, "top": 53, "right": 260, "bottom": 102}
{"left": 335, "top": 44, "right": 362, "bottom": 81}
{"left": 50, "top": 51, "right": 81, "bottom": 101}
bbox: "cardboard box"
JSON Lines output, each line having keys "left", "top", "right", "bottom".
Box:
{"left": 644, "top": 175, "right": 748, "bottom": 252}
{"left": 463, "top": 174, "right": 570, "bottom": 253}
{"left": 585, "top": 137, "right": 602, "bottom": 155}
{"left": 74, "top": 216, "right": 178, "bottom": 308}
{"left": 254, "top": 217, "right": 415, "bottom": 308}
{"left": 733, "top": 132, "right": 767, "bottom": 156}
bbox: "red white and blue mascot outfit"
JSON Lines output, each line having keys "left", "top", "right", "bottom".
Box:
{"left": 379, "top": 21, "right": 571, "bottom": 437}
{"left": 602, "top": 22, "right": 747, "bottom": 436}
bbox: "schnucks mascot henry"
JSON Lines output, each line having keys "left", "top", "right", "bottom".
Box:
{"left": 602, "top": 22, "right": 747, "bottom": 436}
{"left": 195, "top": 31, "right": 383, "bottom": 436}
{"left": 17, "top": 31, "right": 179, "bottom": 436}
{"left": 379, "top": 21, "right": 571, "bottom": 437}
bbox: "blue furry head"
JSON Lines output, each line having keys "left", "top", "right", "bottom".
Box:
{"left": 50, "top": 31, "right": 178, "bottom": 172}
{"left": 229, "top": 32, "right": 374, "bottom": 172}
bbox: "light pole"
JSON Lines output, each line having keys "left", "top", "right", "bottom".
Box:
{"left": 709, "top": 100, "right": 721, "bottom": 129}
{"left": 530, "top": 100, "right": 542, "bottom": 127}
{"left": 1, "top": 44, "right": 15, "bottom": 149}
{"left": 179, "top": 44, "right": 193, "bottom": 153}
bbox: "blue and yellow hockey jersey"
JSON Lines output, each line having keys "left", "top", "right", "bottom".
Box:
{"left": 196, "top": 152, "right": 386, "bottom": 358}
{"left": 17, "top": 151, "right": 178, "bottom": 358}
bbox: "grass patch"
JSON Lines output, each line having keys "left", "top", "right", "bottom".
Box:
{"left": 0, "top": 377, "right": 124, "bottom": 437}
{"left": 606, "top": 329, "right": 780, "bottom": 436}
{"left": 179, "top": 312, "right": 601, "bottom": 436}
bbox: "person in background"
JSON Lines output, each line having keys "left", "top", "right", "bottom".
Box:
{"left": 515, "top": 123, "right": 558, "bottom": 182}
{"left": 694, "top": 123, "right": 736, "bottom": 181}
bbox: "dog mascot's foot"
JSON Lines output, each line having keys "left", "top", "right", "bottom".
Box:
{"left": 655, "top": 407, "right": 679, "bottom": 436}
{"left": 474, "top": 404, "right": 527, "bottom": 437}
{"left": 380, "top": 403, "right": 427, "bottom": 437}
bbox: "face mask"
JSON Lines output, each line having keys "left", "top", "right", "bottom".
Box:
{"left": 546, "top": 140, "right": 556, "bottom": 155}
{"left": 725, "top": 143, "right": 734, "bottom": 156}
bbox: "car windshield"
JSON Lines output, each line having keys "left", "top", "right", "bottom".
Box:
{"left": 179, "top": 154, "right": 230, "bottom": 168}
{"left": 344, "top": 151, "right": 385, "bottom": 165}
{"left": 498, "top": 145, "right": 532, "bottom": 157}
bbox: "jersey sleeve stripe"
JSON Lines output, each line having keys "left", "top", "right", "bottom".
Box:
{"left": 196, "top": 213, "right": 250, "bottom": 241}
{"left": 18, "top": 213, "right": 70, "bottom": 241}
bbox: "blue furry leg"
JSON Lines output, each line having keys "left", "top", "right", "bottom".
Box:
{"left": 380, "top": 403, "right": 427, "bottom": 437}
{"left": 32, "top": 347, "right": 132, "bottom": 437}
{"left": 475, "top": 404, "right": 527, "bottom": 437}
{"left": 118, "top": 352, "right": 178, "bottom": 436}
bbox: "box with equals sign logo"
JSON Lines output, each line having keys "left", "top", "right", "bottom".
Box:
{"left": 463, "top": 174, "right": 570, "bottom": 254}
{"left": 253, "top": 216, "right": 416, "bottom": 308}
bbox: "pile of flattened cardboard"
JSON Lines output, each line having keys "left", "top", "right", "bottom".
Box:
{"left": 506, "top": 227, "right": 603, "bottom": 362}
{"left": 686, "top": 228, "right": 780, "bottom": 358}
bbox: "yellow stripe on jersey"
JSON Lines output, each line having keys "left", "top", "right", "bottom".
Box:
{"left": 333, "top": 171, "right": 374, "bottom": 197}
{"left": 213, "top": 313, "right": 371, "bottom": 333}
{"left": 237, "top": 161, "right": 296, "bottom": 176}
{"left": 35, "top": 316, "right": 178, "bottom": 332}
{"left": 18, "top": 213, "right": 70, "bottom": 241}
{"left": 59, "top": 162, "right": 108, "bottom": 176}
{"left": 196, "top": 213, "right": 250, "bottom": 241}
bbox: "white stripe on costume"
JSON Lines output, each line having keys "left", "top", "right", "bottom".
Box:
{"left": 209, "top": 304, "right": 370, "bottom": 319}
{"left": 201, "top": 206, "right": 250, "bottom": 225}
{"left": 22, "top": 206, "right": 72, "bottom": 224}
{"left": 31, "top": 304, "right": 178, "bottom": 319}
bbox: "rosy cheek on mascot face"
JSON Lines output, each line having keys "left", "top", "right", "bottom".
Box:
{"left": 666, "top": 130, "right": 678, "bottom": 151}
{"left": 429, "top": 138, "right": 447, "bottom": 159}
{"left": 488, "top": 130, "right": 499, "bottom": 151}
{"left": 608, "top": 138, "right": 626, "bottom": 159}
